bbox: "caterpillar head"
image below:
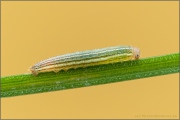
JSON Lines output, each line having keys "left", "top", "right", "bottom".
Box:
{"left": 133, "top": 47, "right": 140, "bottom": 59}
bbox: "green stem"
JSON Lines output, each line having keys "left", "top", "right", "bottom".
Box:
{"left": 1, "top": 53, "right": 179, "bottom": 98}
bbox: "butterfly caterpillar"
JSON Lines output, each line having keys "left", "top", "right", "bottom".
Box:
{"left": 30, "top": 45, "right": 140, "bottom": 76}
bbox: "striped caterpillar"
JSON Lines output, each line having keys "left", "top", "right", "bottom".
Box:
{"left": 30, "top": 45, "right": 140, "bottom": 76}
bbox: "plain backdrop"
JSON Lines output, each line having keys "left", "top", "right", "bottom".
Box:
{"left": 1, "top": 1, "right": 179, "bottom": 119}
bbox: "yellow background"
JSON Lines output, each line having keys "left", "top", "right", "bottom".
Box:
{"left": 1, "top": 1, "right": 179, "bottom": 119}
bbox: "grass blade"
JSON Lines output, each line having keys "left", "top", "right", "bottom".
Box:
{"left": 1, "top": 53, "right": 179, "bottom": 98}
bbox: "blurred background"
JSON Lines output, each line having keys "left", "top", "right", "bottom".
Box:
{"left": 1, "top": 1, "right": 179, "bottom": 119}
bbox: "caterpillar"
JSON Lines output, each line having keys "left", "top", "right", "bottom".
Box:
{"left": 30, "top": 45, "right": 140, "bottom": 76}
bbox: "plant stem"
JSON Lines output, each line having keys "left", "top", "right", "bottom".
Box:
{"left": 1, "top": 53, "right": 179, "bottom": 98}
